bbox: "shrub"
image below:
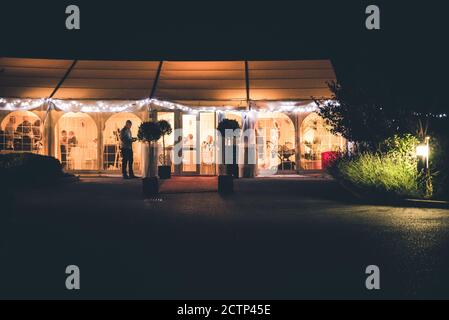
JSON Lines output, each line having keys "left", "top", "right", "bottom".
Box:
{"left": 333, "top": 153, "right": 422, "bottom": 199}
{"left": 217, "top": 119, "right": 240, "bottom": 136}
{"left": 157, "top": 120, "right": 173, "bottom": 166}
{"left": 0, "top": 153, "right": 65, "bottom": 187}
{"left": 429, "top": 134, "right": 449, "bottom": 200}
{"left": 329, "top": 134, "right": 424, "bottom": 199}
{"left": 137, "top": 121, "right": 161, "bottom": 143}
{"left": 381, "top": 134, "right": 419, "bottom": 173}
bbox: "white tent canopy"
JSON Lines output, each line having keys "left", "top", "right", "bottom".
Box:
{"left": 0, "top": 58, "right": 336, "bottom": 109}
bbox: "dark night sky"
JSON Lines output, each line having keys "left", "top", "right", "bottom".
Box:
{"left": 1, "top": 0, "right": 448, "bottom": 110}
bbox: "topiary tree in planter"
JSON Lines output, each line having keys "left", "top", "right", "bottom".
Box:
{"left": 157, "top": 120, "right": 173, "bottom": 179}
{"left": 217, "top": 119, "right": 241, "bottom": 193}
{"left": 137, "top": 121, "right": 162, "bottom": 196}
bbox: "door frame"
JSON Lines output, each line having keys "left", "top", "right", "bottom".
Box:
{"left": 180, "top": 111, "right": 217, "bottom": 176}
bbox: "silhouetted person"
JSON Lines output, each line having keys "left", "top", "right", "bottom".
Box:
{"left": 5, "top": 116, "right": 15, "bottom": 150}
{"left": 32, "top": 119, "right": 42, "bottom": 151}
{"left": 120, "top": 120, "right": 137, "bottom": 179}
{"left": 68, "top": 131, "right": 78, "bottom": 147}
{"left": 60, "top": 130, "right": 68, "bottom": 169}
{"left": 16, "top": 116, "right": 33, "bottom": 151}
{"left": 32, "top": 119, "right": 41, "bottom": 140}
{"left": 16, "top": 116, "right": 32, "bottom": 136}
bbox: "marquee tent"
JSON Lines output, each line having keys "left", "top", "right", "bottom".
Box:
{"left": 0, "top": 58, "right": 336, "bottom": 108}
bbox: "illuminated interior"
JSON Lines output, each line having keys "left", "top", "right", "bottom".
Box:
{"left": 182, "top": 114, "right": 197, "bottom": 173}
{"left": 256, "top": 112, "right": 296, "bottom": 174}
{"left": 55, "top": 112, "right": 98, "bottom": 171}
{"left": 0, "top": 108, "right": 346, "bottom": 175}
{"left": 103, "top": 113, "right": 142, "bottom": 173}
{"left": 0, "top": 111, "right": 44, "bottom": 154}
{"left": 157, "top": 112, "right": 175, "bottom": 173}
{"left": 173, "top": 112, "right": 219, "bottom": 175}
{"left": 199, "top": 113, "right": 216, "bottom": 175}
{"left": 0, "top": 58, "right": 340, "bottom": 175}
{"left": 300, "top": 113, "right": 345, "bottom": 170}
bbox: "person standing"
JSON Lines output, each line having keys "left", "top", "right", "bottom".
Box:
{"left": 5, "top": 116, "right": 16, "bottom": 150}
{"left": 120, "top": 120, "right": 137, "bottom": 179}
{"left": 60, "top": 130, "right": 68, "bottom": 169}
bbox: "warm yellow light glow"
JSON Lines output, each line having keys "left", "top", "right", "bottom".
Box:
{"left": 416, "top": 144, "right": 429, "bottom": 158}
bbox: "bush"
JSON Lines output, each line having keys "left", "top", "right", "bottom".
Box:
{"left": 332, "top": 153, "right": 422, "bottom": 199}
{"left": 217, "top": 119, "right": 240, "bottom": 136}
{"left": 329, "top": 134, "right": 424, "bottom": 199}
{"left": 0, "top": 153, "right": 65, "bottom": 187}
{"left": 429, "top": 134, "right": 449, "bottom": 200}
{"left": 137, "top": 121, "right": 161, "bottom": 142}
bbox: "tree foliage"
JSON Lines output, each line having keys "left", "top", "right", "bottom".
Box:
{"left": 217, "top": 119, "right": 240, "bottom": 136}
{"left": 316, "top": 81, "right": 415, "bottom": 150}
{"left": 137, "top": 121, "right": 161, "bottom": 142}
{"left": 157, "top": 120, "right": 173, "bottom": 166}
{"left": 158, "top": 120, "right": 172, "bottom": 137}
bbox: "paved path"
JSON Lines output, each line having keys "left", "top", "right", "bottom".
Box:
{"left": 160, "top": 176, "right": 218, "bottom": 193}
{"left": 1, "top": 176, "right": 449, "bottom": 299}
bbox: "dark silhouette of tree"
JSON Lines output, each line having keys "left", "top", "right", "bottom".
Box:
{"left": 316, "top": 81, "right": 417, "bottom": 150}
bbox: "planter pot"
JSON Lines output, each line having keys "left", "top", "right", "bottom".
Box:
{"left": 225, "top": 164, "right": 239, "bottom": 178}
{"left": 143, "top": 177, "right": 159, "bottom": 197}
{"left": 141, "top": 142, "right": 159, "bottom": 178}
{"left": 242, "top": 164, "right": 255, "bottom": 178}
{"left": 141, "top": 143, "right": 149, "bottom": 178}
{"left": 158, "top": 165, "right": 171, "bottom": 179}
{"left": 218, "top": 175, "right": 234, "bottom": 195}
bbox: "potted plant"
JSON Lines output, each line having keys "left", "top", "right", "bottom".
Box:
{"left": 217, "top": 119, "right": 241, "bottom": 194}
{"left": 137, "top": 121, "right": 162, "bottom": 196}
{"left": 157, "top": 120, "right": 173, "bottom": 179}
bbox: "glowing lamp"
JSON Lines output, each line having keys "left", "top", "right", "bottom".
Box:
{"left": 416, "top": 144, "right": 429, "bottom": 158}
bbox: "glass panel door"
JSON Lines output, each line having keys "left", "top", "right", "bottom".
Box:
{"left": 255, "top": 112, "right": 296, "bottom": 175}
{"left": 182, "top": 114, "right": 198, "bottom": 173}
{"left": 199, "top": 112, "right": 216, "bottom": 175}
{"left": 157, "top": 112, "right": 175, "bottom": 173}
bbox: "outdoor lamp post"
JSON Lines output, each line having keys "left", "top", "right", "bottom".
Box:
{"left": 416, "top": 136, "right": 432, "bottom": 197}
{"left": 416, "top": 136, "right": 430, "bottom": 170}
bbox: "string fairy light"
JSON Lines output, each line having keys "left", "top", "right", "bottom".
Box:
{"left": 0, "top": 98, "right": 47, "bottom": 110}
{"left": 1, "top": 97, "right": 321, "bottom": 114}
{"left": 1, "top": 96, "right": 446, "bottom": 118}
{"left": 2, "top": 97, "right": 446, "bottom": 119}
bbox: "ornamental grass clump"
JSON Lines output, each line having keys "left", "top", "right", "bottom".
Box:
{"left": 336, "top": 152, "right": 422, "bottom": 198}
{"left": 331, "top": 134, "right": 424, "bottom": 199}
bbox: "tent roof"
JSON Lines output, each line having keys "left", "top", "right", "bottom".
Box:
{"left": 0, "top": 58, "right": 336, "bottom": 106}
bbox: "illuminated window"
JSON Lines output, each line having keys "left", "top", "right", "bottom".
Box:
{"left": 157, "top": 112, "right": 175, "bottom": 173}
{"left": 199, "top": 112, "right": 216, "bottom": 175}
{"left": 0, "top": 111, "right": 44, "bottom": 154}
{"left": 182, "top": 114, "right": 197, "bottom": 172}
{"left": 300, "top": 113, "right": 345, "bottom": 170}
{"left": 256, "top": 112, "right": 296, "bottom": 174}
{"left": 103, "top": 113, "right": 142, "bottom": 174}
{"left": 56, "top": 112, "right": 98, "bottom": 171}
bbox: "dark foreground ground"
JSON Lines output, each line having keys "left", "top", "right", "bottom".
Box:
{"left": 1, "top": 176, "right": 449, "bottom": 299}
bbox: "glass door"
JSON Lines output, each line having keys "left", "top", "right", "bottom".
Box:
{"left": 181, "top": 112, "right": 217, "bottom": 175}
{"left": 157, "top": 112, "right": 175, "bottom": 173}
{"left": 199, "top": 112, "right": 216, "bottom": 175}
{"left": 181, "top": 114, "right": 198, "bottom": 174}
